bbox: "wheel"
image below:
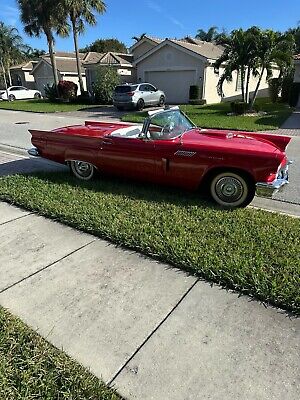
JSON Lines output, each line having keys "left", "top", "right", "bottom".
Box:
{"left": 158, "top": 95, "right": 165, "bottom": 107}
{"left": 8, "top": 94, "right": 15, "bottom": 102}
{"left": 34, "top": 92, "right": 41, "bottom": 99}
{"left": 210, "top": 171, "right": 255, "bottom": 208}
{"left": 136, "top": 99, "right": 145, "bottom": 111}
{"left": 69, "top": 160, "right": 95, "bottom": 181}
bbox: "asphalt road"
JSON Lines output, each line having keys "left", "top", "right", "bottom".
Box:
{"left": 0, "top": 109, "right": 299, "bottom": 208}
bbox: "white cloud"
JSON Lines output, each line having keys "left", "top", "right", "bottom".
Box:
{"left": 146, "top": 1, "right": 162, "bottom": 13}
{"left": 168, "top": 17, "right": 184, "bottom": 29}
{"left": 146, "top": 1, "right": 184, "bottom": 30}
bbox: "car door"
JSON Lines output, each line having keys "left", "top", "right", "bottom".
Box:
{"left": 147, "top": 84, "right": 159, "bottom": 105}
{"left": 139, "top": 84, "right": 151, "bottom": 105}
{"left": 99, "top": 135, "right": 156, "bottom": 181}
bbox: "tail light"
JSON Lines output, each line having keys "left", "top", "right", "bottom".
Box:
{"left": 127, "top": 92, "right": 134, "bottom": 96}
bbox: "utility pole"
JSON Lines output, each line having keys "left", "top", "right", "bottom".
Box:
{"left": 0, "top": 58, "right": 9, "bottom": 99}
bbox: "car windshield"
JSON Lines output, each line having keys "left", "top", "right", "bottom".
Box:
{"left": 115, "top": 85, "right": 138, "bottom": 93}
{"left": 147, "top": 109, "right": 195, "bottom": 140}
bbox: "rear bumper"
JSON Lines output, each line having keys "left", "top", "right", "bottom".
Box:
{"left": 113, "top": 100, "right": 136, "bottom": 108}
{"left": 28, "top": 148, "right": 40, "bottom": 157}
{"left": 256, "top": 161, "right": 292, "bottom": 198}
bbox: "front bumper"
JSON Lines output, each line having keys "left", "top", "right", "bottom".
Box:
{"left": 256, "top": 161, "right": 292, "bottom": 198}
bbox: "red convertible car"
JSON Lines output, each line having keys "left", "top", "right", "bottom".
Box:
{"left": 28, "top": 107, "right": 291, "bottom": 208}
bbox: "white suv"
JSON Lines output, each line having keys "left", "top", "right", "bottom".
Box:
{"left": 0, "top": 86, "right": 42, "bottom": 101}
{"left": 113, "top": 83, "right": 165, "bottom": 111}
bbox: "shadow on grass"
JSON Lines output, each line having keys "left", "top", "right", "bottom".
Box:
{"left": 24, "top": 169, "right": 221, "bottom": 210}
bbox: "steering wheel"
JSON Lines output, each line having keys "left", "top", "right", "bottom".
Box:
{"left": 161, "top": 122, "right": 175, "bottom": 137}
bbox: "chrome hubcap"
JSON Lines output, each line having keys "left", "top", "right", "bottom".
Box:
{"left": 74, "top": 161, "right": 93, "bottom": 177}
{"left": 215, "top": 177, "right": 244, "bottom": 202}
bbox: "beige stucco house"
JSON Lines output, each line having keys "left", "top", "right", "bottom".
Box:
{"left": 30, "top": 52, "right": 88, "bottom": 95}
{"left": 10, "top": 60, "right": 38, "bottom": 89}
{"left": 131, "top": 36, "right": 275, "bottom": 104}
{"left": 83, "top": 52, "right": 136, "bottom": 93}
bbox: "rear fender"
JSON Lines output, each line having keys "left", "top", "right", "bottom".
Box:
{"left": 245, "top": 133, "right": 291, "bottom": 152}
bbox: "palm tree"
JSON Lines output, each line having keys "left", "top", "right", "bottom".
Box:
{"left": 215, "top": 27, "right": 295, "bottom": 109}
{"left": 132, "top": 33, "right": 146, "bottom": 42}
{"left": 0, "top": 22, "right": 28, "bottom": 86}
{"left": 17, "top": 0, "right": 66, "bottom": 88}
{"left": 61, "top": 0, "right": 106, "bottom": 94}
{"left": 214, "top": 28, "right": 257, "bottom": 103}
{"left": 249, "top": 30, "right": 295, "bottom": 110}
{"left": 195, "top": 26, "right": 219, "bottom": 42}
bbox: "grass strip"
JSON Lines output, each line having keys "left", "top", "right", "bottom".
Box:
{"left": 0, "top": 172, "right": 299, "bottom": 314}
{"left": 0, "top": 99, "right": 101, "bottom": 113}
{"left": 121, "top": 98, "right": 292, "bottom": 131}
{"left": 0, "top": 306, "right": 120, "bottom": 400}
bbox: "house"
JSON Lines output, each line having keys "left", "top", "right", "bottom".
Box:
{"left": 10, "top": 60, "right": 39, "bottom": 89}
{"left": 83, "top": 52, "right": 136, "bottom": 93}
{"left": 131, "top": 35, "right": 276, "bottom": 104}
{"left": 30, "top": 52, "right": 88, "bottom": 95}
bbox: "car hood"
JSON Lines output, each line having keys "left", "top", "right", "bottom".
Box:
{"left": 181, "top": 128, "right": 291, "bottom": 154}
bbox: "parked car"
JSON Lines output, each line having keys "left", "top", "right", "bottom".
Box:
{"left": 28, "top": 107, "right": 291, "bottom": 208}
{"left": 0, "top": 86, "right": 42, "bottom": 101}
{"left": 113, "top": 83, "right": 165, "bottom": 111}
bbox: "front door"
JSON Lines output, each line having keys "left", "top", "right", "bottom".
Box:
{"left": 99, "top": 136, "right": 156, "bottom": 181}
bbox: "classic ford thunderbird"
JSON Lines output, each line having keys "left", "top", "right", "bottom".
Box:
{"left": 28, "top": 107, "right": 291, "bottom": 208}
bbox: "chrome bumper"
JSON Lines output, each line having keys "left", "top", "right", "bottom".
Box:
{"left": 256, "top": 161, "right": 292, "bottom": 198}
{"left": 28, "top": 148, "right": 40, "bottom": 157}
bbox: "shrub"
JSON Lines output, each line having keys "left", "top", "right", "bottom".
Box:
{"left": 189, "top": 85, "right": 200, "bottom": 100}
{"left": 57, "top": 80, "right": 78, "bottom": 101}
{"left": 268, "top": 78, "right": 281, "bottom": 103}
{"left": 230, "top": 101, "right": 248, "bottom": 115}
{"left": 44, "top": 84, "right": 58, "bottom": 102}
{"left": 289, "top": 82, "right": 300, "bottom": 107}
{"left": 189, "top": 99, "right": 206, "bottom": 105}
{"left": 93, "top": 66, "right": 121, "bottom": 104}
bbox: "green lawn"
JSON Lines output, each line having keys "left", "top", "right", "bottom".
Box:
{"left": 0, "top": 306, "right": 120, "bottom": 400}
{"left": 0, "top": 172, "right": 299, "bottom": 314}
{"left": 0, "top": 99, "right": 100, "bottom": 113}
{"left": 121, "top": 98, "right": 293, "bottom": 131}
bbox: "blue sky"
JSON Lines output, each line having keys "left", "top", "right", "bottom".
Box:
{"left": 1, "top": 0, "right": 299, "bottom": 51}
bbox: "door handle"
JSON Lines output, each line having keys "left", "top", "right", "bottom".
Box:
{"left": 102, "top": 139, "right": 113, "bottom": 145}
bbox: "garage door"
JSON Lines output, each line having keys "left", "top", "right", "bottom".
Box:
{"left": 145, "top": 70, "right": 196, "bottom": 104}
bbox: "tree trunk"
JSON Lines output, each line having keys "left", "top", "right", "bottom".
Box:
{"left": 0, "top": 58, "right": 9, "bottom": 98}
{"left": 245, "top": 66, "right": 251, "bottom": 105}
{"left": 7, "top": 65, "right": 12, "bottom": 87}
{"left": 71, "top": 18, "right": 85, "bottom": 94}
{"left": 241, "top": 66, "right": 245, "bottom": 102}
{"left": 45, "top": 30, "right": 59, "bottom": 92}
{"left": 249, "top": 66, "right": 265, "bottom": 111}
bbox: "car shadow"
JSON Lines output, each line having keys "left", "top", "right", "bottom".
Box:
{"left": 1, "top": 164, "right": 226, "bottom": 211}
{"left": 0, "top": 158, "right": 67, "bottom": 177}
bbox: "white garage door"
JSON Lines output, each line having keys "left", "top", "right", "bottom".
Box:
{"left": 145, "top": 70, "right": 196, "bottom": 103}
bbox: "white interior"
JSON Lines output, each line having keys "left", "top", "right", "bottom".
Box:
{"left": 110, "top": 125, "right": 143, "bottom": 138}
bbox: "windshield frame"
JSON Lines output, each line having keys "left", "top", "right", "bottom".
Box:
{"left": 142, "top": 108, "right": 196, "bottom": 141}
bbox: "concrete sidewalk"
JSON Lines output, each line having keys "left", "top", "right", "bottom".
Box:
{"left": 0, "top": 201, "right": 299, "bottom": 400}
